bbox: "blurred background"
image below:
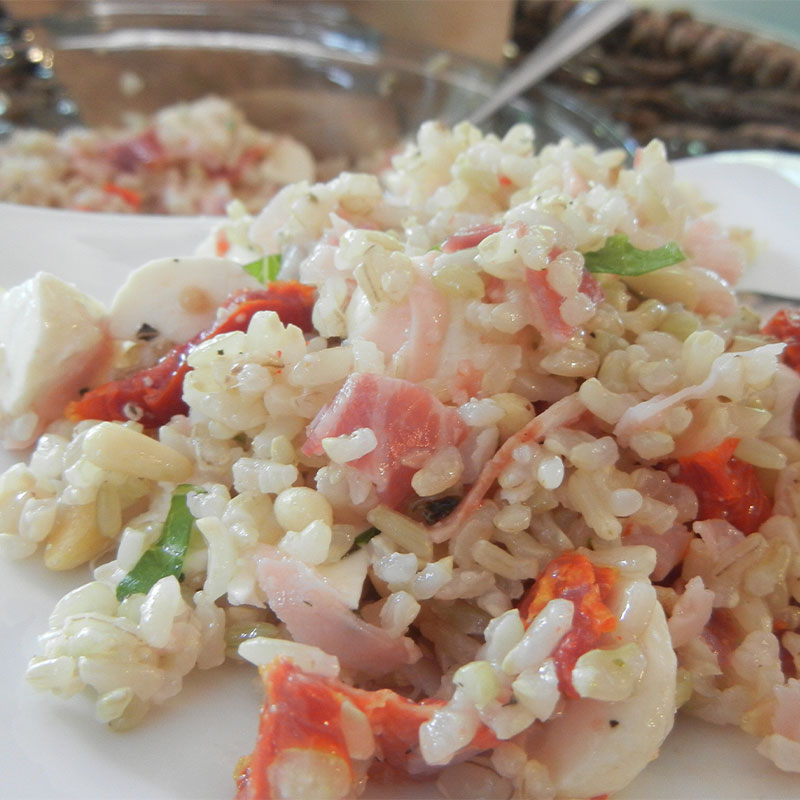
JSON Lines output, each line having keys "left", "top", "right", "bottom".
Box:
{"left": 344, "top": 0, "right": 800, "bottom": 154}
{"left": 2, "top": 0, "right": 800, "bottom": 161}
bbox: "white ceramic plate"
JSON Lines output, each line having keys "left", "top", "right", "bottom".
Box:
{"left": 2, "top": 153, "right": 800, "bottom": 799}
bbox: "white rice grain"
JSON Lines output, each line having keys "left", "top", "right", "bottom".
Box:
{"left": 196, "top": 517, "right": 237, "bottom": 601}
{"left": 49, "top": 581, "right": 118, "bottom": 628}
{"left": 278, "top": 520, "right": 332, "bottom": 565}
{"left": 374, "top": 551, "right": 419, "bottom": 586}
{"left": 321, "top": 427, "right": 378, "bottom": 463}
{"left": 481, "top": 609, "right": 526, "bottom": 667}
{"left": 18, "top": 496, "right": 57, "bottom": 542}
{"left": 472, "top": 539, "right": 538, "bottom": 582}
{"left": 502, "top": 599, "right": 574, "bottom": 675}
{"left": 571, "top": 643, "right": 647, "bottom": 701}
{"left": 458, "top": 398, "right": 505, "bottom": 427}
{"left": 138, "top": 576, "right": 183, "bottom": 649}
{"left": 95, "top": 687, "right": 134, "bottom": 723}
{"left": 412, "top": 557, "right": 455, "bottom": 600}
{"left": 493, "top": 504, "right": 532, "bottom": 534}
{"left": 238, "top": 637, "right": 340, "bottom": 678}
{"left": 512, "top": 659, "right": 560, "bottom": 720}
{"left": 412, "top": 446, "right": 464, "bottom": 497}
{"left": 379, "top": 590, "right": 420, "bottom": 636}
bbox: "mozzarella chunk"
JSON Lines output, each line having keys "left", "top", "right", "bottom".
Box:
{"left": 108, "top": 256, "right": 262, "bottom": 343}
{"left": 315, "top": 548, "right": 370, "bottom": 609}
{"left": 0, "top": 272, "right": 108, "bottom": 444}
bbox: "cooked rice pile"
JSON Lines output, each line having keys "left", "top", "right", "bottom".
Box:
{"left": 0, "top": 96, "right": 315, "bottom": 214}
{"left": 3, "top": 120, "right": 800, "bottom": 798}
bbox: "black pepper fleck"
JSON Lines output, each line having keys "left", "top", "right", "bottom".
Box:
{"left": 135, "top": 322, "right": 159, "bottom": 342}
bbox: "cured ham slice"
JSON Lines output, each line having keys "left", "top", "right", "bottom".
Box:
{"left": 432, "top": 392, "right": 586, "bottom": 543}
{"left": 524, "top": 267, "right": 604, "bottom": 343}
{"left": 622, "top": 521, "right": 693, "bottom": 582}
{"left": 441, "top": 223, "right": 502, "bottom": 253}
{"left": 346, "top": 277, "right": 450, "bottom": 384}
{"left": 302, "top": 373, "right": 467, "bottom": 509}
{"left": 256, "top": 548, "right": 419, "bottom": 676}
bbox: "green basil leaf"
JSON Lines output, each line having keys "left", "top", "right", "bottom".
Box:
{"left": 116, "top": 484, "right": 202, "bottom": 601}
{"left": 242, "top": 257, "right": 266, "bottom": 283}
{"left": 265, "top": 253, "right": 282, "bottom": 282}
{"left": 242, "top": 253, "right": 282, "bottom": 284}
{"left": 350, "top": 526, "right": 380, "bottom": 552}
{"left": 583, "top": 234, "right": 686, "bottom": 276}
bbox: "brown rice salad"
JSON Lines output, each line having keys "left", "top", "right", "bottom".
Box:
{"left": 0, "top": 95, "right": 314, "bottom": 215}
{"left": 2, "top": 120, "right": 800, "bottom": 799}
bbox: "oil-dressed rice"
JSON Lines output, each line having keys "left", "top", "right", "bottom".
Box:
{"left": 2, "top": 119, "right": 800, "bottom": 798}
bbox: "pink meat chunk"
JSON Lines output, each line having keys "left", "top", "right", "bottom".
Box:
{"left": 524, "top": 266, "right": 604, "bottom": 343}
{"left": 441, "top": 223, "right": 502, "bottom": 253}
{"left": 302, "top": 373, "right": 467, "bottom": 509}
{"left": 256, "top": 548, "right": 420, "bottom": 676}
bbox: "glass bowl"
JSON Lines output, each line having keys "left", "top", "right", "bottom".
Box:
{"left": 5, "top": 0, "right": 634, "bottom": 165}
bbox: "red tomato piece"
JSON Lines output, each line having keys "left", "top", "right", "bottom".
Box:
{"left": 672, "top": 437, "right": 771, "bottom": 535}
{"left": 67, "top": 282, "right": 315, "bottom": 428}
{"left": 234, "top": 660, "right": 353, "bottom": 800}
{"left": 215, "top": 230, "right": 231, "bottom": 257}
{"left": 518, "top": 553, "right": 618, "bottom": 698}
{"left": 235, "top": 658, "right": 498, "bottom": 800}
{"left": 763, "top": 308, "right": 800, "bottom": 372}
{"left": 103, "top": 182, "right": 143, "bottom": 210}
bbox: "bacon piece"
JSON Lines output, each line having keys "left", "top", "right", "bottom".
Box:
{"left": 347, "top": 276, "right": 450, "bottom": 384}
{"left": 771, "top": 681, "right": 800, "bottom": 741}
{"left": 525, "top": 267, "right": 604, "bottom": 343}
{"left": 302, "top": 373, "right": 467, "bottom": 509}
{"left": 440, "top": 223, "right": 502, "bottom": 253}
{"left": 431, "top": 393, "right": 585, "bottom": 542}
{"left": 579, "top": 269, "right": 605, "bottom": 305}
{"left": 525, "top": 268, "right": 573, "bottom": 341}
{"left": 256, "top": 548, "right": 419, "bottom": 676}
{"left": 621, "top": 521, "right": 693, "bottom": 582}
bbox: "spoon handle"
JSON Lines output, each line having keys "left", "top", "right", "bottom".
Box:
{"left": 467, "top": 0, "right": 632, "bottom": 127}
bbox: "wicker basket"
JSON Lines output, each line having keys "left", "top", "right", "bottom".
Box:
{"left": 513, "top": 0, "right": 800, "bottom": 155}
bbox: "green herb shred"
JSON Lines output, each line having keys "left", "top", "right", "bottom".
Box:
{"left": 242, "top": 256, "right": 265, "bottom": 283}
{"left": 116, "top": 484, "right": 203, "bottom": 601}
{"left": 242, "top": 253, "right": 282, "bottom": 284}
{"left": 350, "top": 526, "right": 381, "bottom": 552}
{"left": 583, "top": 234, "right": 685, "bottom": 276}
{"left": 265, "top": 253, "right": 282, "bottom": 282}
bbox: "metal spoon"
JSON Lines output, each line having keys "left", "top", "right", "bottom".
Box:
{"left": 466, "top": 0, "right": 632, "bottom": 127}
